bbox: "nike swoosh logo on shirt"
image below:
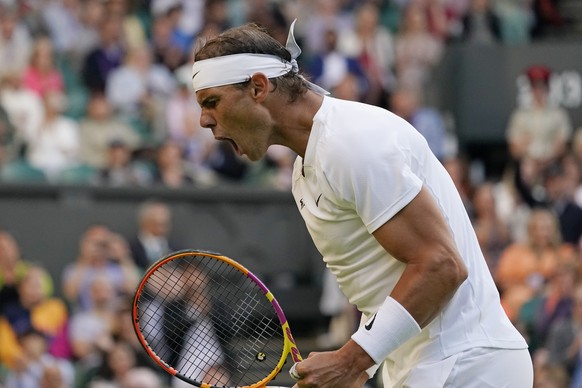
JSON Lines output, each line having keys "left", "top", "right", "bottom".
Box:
{"left": 315, "top": 193, "right": 323, "bottom": 207}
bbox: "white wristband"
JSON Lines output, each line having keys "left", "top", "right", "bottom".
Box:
{"left": 351, "top": 296, "right": 421, "bottom": 364}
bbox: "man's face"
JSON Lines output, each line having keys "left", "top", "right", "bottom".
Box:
{"left": 196, "top": 84, "right": 272, "bottom": 161}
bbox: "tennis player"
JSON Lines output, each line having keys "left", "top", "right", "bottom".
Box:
{"left": 191, "top": 20, "right": 533, "bottom": 388}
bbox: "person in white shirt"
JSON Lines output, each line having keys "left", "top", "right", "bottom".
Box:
{"left": 188, "top": 20, "right": 533, "bottom": 388}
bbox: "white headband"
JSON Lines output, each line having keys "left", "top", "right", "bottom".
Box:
{"left": 191, "top": 19, "right": 328, "bottom": 95}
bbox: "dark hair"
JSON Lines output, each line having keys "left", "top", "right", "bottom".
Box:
{"left": 194, "top": 23, "right": 308, "bottom": 102}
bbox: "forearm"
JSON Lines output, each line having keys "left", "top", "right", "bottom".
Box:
{"left": 390, "top": 253, "right": 467, "bottom": 328}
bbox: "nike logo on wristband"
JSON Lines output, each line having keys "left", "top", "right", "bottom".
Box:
{"left": 365, "top": 314, "right": 377, "bottom": 331}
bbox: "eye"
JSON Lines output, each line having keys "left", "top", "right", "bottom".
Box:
{"left": 201, "top": 97, "right": 218, "bottom": 109}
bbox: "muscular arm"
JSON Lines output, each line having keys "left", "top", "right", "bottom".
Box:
{"left": 373, "top": 186, "right": 468, "bottom": 328}
{"left": 293, "top": 187, "right": 469, "bottom": 387}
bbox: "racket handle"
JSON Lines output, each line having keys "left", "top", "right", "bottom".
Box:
{"left": 289, "top": 362, "right": 301, "bottom": 381}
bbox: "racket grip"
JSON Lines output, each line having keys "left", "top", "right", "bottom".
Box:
{"left": 289, "top": 362, "right": 301, "bottom": 381}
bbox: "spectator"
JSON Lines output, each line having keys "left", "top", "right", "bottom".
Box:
{"left": 81, "top": 16, "right": 125, "bottom": 94}
{"left": 0, "top": 5, "right": 33, "bottom": 79}
{"left": 105, "top": 44, "right": 176, "bottom": 143}
{"left": 443, "top": 155, "right": 474, "bottom": 217}
{"left": 61, "top": 225, "right": 139, "bottom": 312}
{"left": 26, "top": 91, "right": 80, "bottom": 181}
{"left": 3, "top": 328, "right": 75, "bottom": 388}
{"left": 78, "top": 93, "right": 141, "bottom": 169}
{"left": 0, "top": 266, "right": 68, "bottom": 370}
{"left": 128, "top": 200, "right": 178, "bottom": 271}
{"left": 106, "top": 0, "right": 148, "bottom": 51}
{"left": 22, "top": 36, "right": 65, "bottom": 98}
{"left": 495, "top": 0, "right": 534, "bottom": 44}
{"left": 150, "top": 4, "right": 188, "bottom": 72}
{"left": 459, "top": 0, "right": 502, "bottom": 44}
{"left": 542, "top": 161, "right": 582, "bottom": 246}
{"left": 389, "top": 86, "right": 448, "bottom": 161}
{"left": 519, "top": 263, "right": 576, "bottom": 355}
{"left": 95, "top": 139, "right": 152, "bottom": 187}
{"left": 88, "top": 340, "right": 139, "bottom": 388}
{"left": 544, "top": 283, "right": 582, "bottom": 380}
{"left": 308, "top": 27, "right": 368, "bottom": 97}
{"left": 495, "top": 208, "right": 577, "bottom": 322}
{"left": 394, "top": 1, "right": 444, "bottom": 93}
{"left": 69, "top": 275, "right": 118, "bottom": 378}
{"left": 299, "top": 0, "right": 353, "bottom": 57}
{"left": 470, "top": 181, "right": 512, "bottom": 273}
{"left": 531, "top": 0, "right": 567, "bottom": 38}
{"left": 506, "top": 65, "right": 572, "bottom": 172}
{"left": 42, "top": 0, "right": 99, "bottom": 65}
{"left": 121, "top": 367, "right": 163, "bottom": 388}
{"left": 151, "top": 140, "right": 195, "bottom": 188}
{"left": 0, "top": 71, "right": 44, "bottom": 153}
{"left": 336, "top": 1, "right": 396, "bottom": 105}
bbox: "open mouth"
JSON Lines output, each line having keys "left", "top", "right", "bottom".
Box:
{"left": 218, "top": 138, "right": 242, "bottom": 156}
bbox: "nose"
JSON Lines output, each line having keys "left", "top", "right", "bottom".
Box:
{"left": 199, "top": 110, "right": 216, "bottom": 130}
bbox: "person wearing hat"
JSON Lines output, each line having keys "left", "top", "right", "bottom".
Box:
{"left": 506, "top": 65, "right": 572, "bottom": 169}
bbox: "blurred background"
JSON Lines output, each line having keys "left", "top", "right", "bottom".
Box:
{"left": 1, "top": 0, "right": 582, "bottom": 387}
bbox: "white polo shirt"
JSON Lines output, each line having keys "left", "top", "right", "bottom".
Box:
{"left": 291, "top": 97, "right": 527, "bottom": 376}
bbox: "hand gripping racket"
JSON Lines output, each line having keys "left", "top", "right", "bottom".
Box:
{"left": 132, "top": 249, "right": 303, "bottom": 387}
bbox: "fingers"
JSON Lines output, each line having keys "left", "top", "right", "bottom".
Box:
{"left": 289, "top": 362, "right": 302, "bottom": 381}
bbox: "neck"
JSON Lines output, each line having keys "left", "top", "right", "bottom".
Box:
{"left": 268, "top": 90, "right": 324, "bottom": 158}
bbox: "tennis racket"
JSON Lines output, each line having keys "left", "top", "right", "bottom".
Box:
{"left": 132, "top": 249, "right": 303, "bottom": 388}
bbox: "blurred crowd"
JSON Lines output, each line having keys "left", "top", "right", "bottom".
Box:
{"left": 1, "top": 0, "right": 582, "bottom": 387}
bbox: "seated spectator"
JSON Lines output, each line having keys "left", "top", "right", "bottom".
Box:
{"left": 41, "top": 0, "right": 101, "bottom": 67}
{"left": 95, "top": 139, "right": 152, "bottom": 187}
{"left": 26, "top": 91, "right": 81, "bottom": 181}
{"left": 459, "top": 0, "right": 502, "bottom": 44}
{"left": 390, "top": 86, "right": 448, "bottom": 161}
{"left": 151, "top": 140, "right": 195, "bottom": 188}
{"left": 506, "top": 65, "right": 572, "bottom": 172}
{"left": 0, "top": 71, "right": 44, "bottom": 152}
{"left": 79, "top": 93, "right": 142, "bottom": 169}
{"left": 542, "top": 161, "right": 582, "bottom": 246}
{"left": 309, "top": 27, "right": 368, "bottom": 97}
{"left": 105, "top": 44, "right": 176, "bottom": 143}
{"left": 61, "top": 225, "right": 139, "bottom": 312}
{"left": 394, "top": 1, "right": 444, "bottom": 93}
{"left": 86, "top": 340, "right": 140, "bottom": 387}
{"left": 121, "top": 367, "right": 163, "bottom": 388}
{"left": 3, "top": 328, "right": 75, "bottom": 388}
{"left": 470, "top": 181, "right": 511, "bottom": 273}
{"left": 0, "top": 266, "right": 68, "bottom": 370}
{"left": 21, "top": 36, "right": 65, "bottom": 98}
{"left": 81, "top": 16, "right": 125, "bottom": 94}
{"left": 336, "top": 1, "right": 396, "bottom": 105}
{"left": 0, "top": 231, "right": 53, "bottom": 314}
{"left": 129, "top": 200, "right": 178, "bottom": 271}
{"left": 531, "top": 0, "right": 567, "bottom": 38}
{"left": 495, "top": 0, "right": 534, "bottom": 44}
{"left": 150, "top": 4, "right": 188, "bottom": 72}
{"left": 495, "top": 208, "right": 577, "bottom": 322}
{"left": 518, "top": 263, "right": 576, "bottom": 355}
{"left": 69, "top": 275, "right": 118, "bottom": 376}
{"left": 0, "top": 5, "right": 33, "bottom": 80}
{"left": 544, "top": 283, "right": 582, "bottom": 381}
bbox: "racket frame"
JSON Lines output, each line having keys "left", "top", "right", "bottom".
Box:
{"left": 132, "top": 249, "right": 303, "bottom": 388}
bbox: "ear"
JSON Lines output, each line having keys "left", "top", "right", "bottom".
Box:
{"left": 249, "top": 73, "right": 270, "bottom": 103}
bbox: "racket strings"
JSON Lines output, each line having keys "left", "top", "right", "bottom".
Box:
{"left": 135, "top": 254, "right": 286, "bottom": 387}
